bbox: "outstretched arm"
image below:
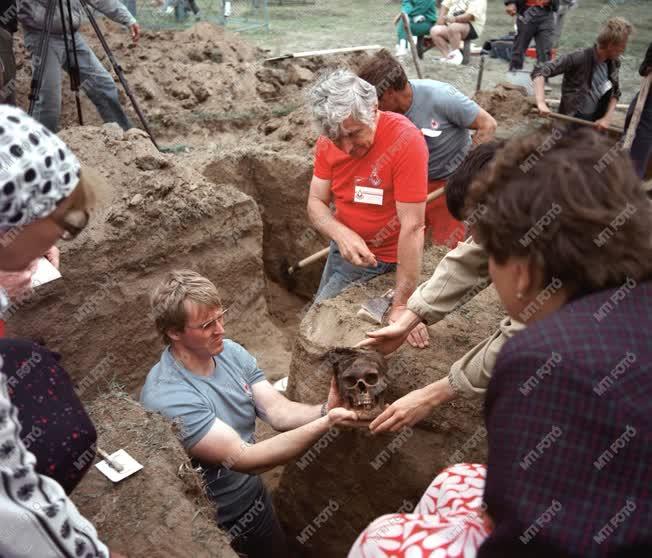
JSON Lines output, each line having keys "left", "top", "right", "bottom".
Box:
{"left": 86, "top": 0, "right": 140, "bottom": 42}
{"left": 251, "top": 379, "right": 344, "bottom": 431}
{"left": 189, "top": 408, "right": 356, "bottom": 475}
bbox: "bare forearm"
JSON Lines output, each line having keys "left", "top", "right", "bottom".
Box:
{"left": 269, "top": 401, "right": 322, "bottom": 431}
{"left": 229, "top": 417, "right": 331, "bottom": 475}
{"left": 534, "top": 76, "right": 546, "bottom": 106}
{"left": 472, "top": 119, "right": 497, "bottom": 144}
{"left": 452, "top": 13, "right": 475, "bottom": 24}
{"left": 437, "top": 6, "right": 448, "bottom": 24}
{"left": 308, "top": 198, "right": 350, "bottom": 243}
{"left": 394, "top": 229, "right": 424, "bottom": 306}
{"left": 423, "top": 377, "right": 457, "bottom": 407}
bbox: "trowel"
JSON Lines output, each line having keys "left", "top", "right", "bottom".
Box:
{"left": 357, "top": 289, "right": 394, "bottom": 325}
{"left": 95, "top": 447, "right": 143, "bottom": 483}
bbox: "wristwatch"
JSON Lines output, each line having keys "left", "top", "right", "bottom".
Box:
{"left": 320, "top": 402, "right": 328, "bottom": 417}
{"left": 0, "top": 286, "right": 10, "bottom": 320}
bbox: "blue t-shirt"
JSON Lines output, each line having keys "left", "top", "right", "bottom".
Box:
{"left": 405, "top": 79, "right": 480, "bottom": 180}
{"left": 140, "top": 339, "right": 266, "bottom": 523}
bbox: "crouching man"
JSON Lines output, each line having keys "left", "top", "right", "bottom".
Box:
{"left": 140, "top": 270, "right": 357, "bottom": 558}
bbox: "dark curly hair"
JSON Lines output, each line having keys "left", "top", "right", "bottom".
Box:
{"left": 358, "top": 49, "right": 409, "bottom": 99}
{"left": 446, "top": 141, "right": 504, "bottom": 220}
{"left": 468, "top": 127, "right": 652, "bottom": 295}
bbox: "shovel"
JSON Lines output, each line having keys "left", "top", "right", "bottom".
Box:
{"left": 285, "top": 185, "right": 447, "bottom": 279}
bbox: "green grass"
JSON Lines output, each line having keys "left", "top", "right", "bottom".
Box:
{"left": 238, "top": 0, "right": 650, "bottom": 102}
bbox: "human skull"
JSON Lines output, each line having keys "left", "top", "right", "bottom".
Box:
{"left": 328, "top": 348, "right": 388, "bottom": 420}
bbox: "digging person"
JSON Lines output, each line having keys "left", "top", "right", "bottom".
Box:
{"left": 358, "top": 49, "right": 496, "bottom": 249}
{"left": 307, "top": 68, "right": 429, "bottom": 347}
{"left": 18, "top": 0, "right": 141, "bottom": 132}
{"left": 357, "top": 141, "right": 524, "bottom": 431}
{"left": 140, "top": 270, "right": 358, "bottom": 558}
{"left": 532, "top": 16, "right": 632, "bottom": 131}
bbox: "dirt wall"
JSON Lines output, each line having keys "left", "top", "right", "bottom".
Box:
{"left": 72, "top": 389, "right": 237, "bottom": 558}
{"left": 202, "top": 147, "right": 325, "bottom": 299}
{"left": 275, "top": 247, "right": 504, "bottom": 557}
{"left": 6, "top": 123, "right": 288, "bottom": 397}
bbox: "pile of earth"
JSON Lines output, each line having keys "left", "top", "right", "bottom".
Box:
{"left": 12, "top": 21, "right": 373, "bottom": 145}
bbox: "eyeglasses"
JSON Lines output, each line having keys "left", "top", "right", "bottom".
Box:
{"left": 54, "top": 208, "right": 90, "bottom": 240}
{"left": 186, "top": 309, "right": 228, "bottom": 332}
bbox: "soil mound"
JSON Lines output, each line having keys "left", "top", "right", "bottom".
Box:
{"left": 474, "top": 82, "right": 535, "bottom": 128}
{"left": 13, "top": 21, "right": 372, "bottom": 144}
{"left": 275, "top": 247, "right": 505, "bottom": 557}
{"left": 6, "top": 123, "right": 288, "bottom": 397}
{"left": 72, "top": 388, "right": 237, "bottom": 558}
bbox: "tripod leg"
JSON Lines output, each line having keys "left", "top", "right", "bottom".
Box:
{"left": 78, "top": 0, "right": 160, "bottom": 150}
{"left": 58, "top": 0, "right": 84, "bottom": 126}
{"left": 28, "top": 0, "right": 57, "bottom": 116}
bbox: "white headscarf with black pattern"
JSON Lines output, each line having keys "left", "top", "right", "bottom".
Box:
{"left": 0, "top": 105, "right": 81, "bottom": 229}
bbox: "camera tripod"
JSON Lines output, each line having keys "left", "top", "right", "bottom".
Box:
{"left": 27, "top": 0, "right": 159, "bottom": 150}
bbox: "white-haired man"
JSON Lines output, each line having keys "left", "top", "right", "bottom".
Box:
{"left": 307, "top": 69, "right": 429, "bottom": 324}
{"left": 140, "top": 270, "right": 356, "bottom": 558}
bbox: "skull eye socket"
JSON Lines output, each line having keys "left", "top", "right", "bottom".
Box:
{"left": 343, "top": 377, "right": 358, "bottom": 388}
{"left": 364, "top": 373, "right": 379, "bottom": 386}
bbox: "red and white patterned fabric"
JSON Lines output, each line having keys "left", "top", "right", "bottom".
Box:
{"left": 348, "top": 463, "right": 490, "bottom": 558}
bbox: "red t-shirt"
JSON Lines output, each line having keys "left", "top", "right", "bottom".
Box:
{"left": 312, "top": 111, "right": 428, "bottom": 262}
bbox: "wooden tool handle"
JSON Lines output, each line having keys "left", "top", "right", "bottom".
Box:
{"left": 288, "top": 186, "right": 446, "bottom": 274}
{"left": 622, "top": 74, "right": 651, "bottom": 150}
{"left": 546, "top": 112, "right": 623, "bottom": 134}
{"left": 97, "top": 447, "right": 123, "bottom": 473}
{"left": 400, "top": 13, "right": 423, "bottom": 79}
{"left": 288, "top": 247, "right": 331, "bottom": 274}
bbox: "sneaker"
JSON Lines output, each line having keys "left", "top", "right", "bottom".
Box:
{"left": 395, "top": 44, "right": 408, "bottom": 57}
{"left": 445, "top": 50, "right": 463, "bottom": 65}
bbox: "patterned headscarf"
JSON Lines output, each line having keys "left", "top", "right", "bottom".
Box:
{"left": 0, "top": 105, "right": 81, "bottom": 228}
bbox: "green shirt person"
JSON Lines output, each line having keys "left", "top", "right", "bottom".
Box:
{"left": 395, "top": 1, "right": 437, "bottom": 56}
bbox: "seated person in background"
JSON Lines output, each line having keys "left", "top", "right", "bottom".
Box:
{"left": 307, "top": 69, "right": 428, "bottom": 338}
{"left": 359, "top": 50, "right": 496, "bottom": 249}
{"left": 140, "top": 270, "right": 356, "bottom": 558}
{"left": 625, "top": 41, "right": 652, "bottom": 179}
{"left": 358, "top": 142, "right": 524, "bottom": 428}
{"left": 393, "top": 0, "right": 437, "bottom": 57}
{"left": 350, "top": 127, "right": 652, "bottom": 557}
{"left": 505, "top": 0, "right": 558, "bottom": 71}
{"left": 533, "top": 16, "right": 632, "bottom": 131}
{"left": 430, "top": 0, "right": 487, "bottom": 65}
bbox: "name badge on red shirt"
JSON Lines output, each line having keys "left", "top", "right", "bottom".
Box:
{"left": 354, "top": 175, "right": 384, "bottom": 205}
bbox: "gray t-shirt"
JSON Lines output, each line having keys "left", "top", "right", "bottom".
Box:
{"left": 140, "top": 339, "right": 266, "bottom": 523}
{"left": 581, "top": 61, "right": 610, "bottom": 116}
{"left": 404, "top": 79, "right": 480, "bottom": 180}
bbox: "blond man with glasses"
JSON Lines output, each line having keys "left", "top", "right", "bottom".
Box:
{"left": 141, "top": 270, "right": 357, "bottom": 558}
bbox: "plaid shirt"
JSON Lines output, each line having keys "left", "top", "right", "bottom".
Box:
{"left": 478, "top": 280, "right": 652, "bottom": 557}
